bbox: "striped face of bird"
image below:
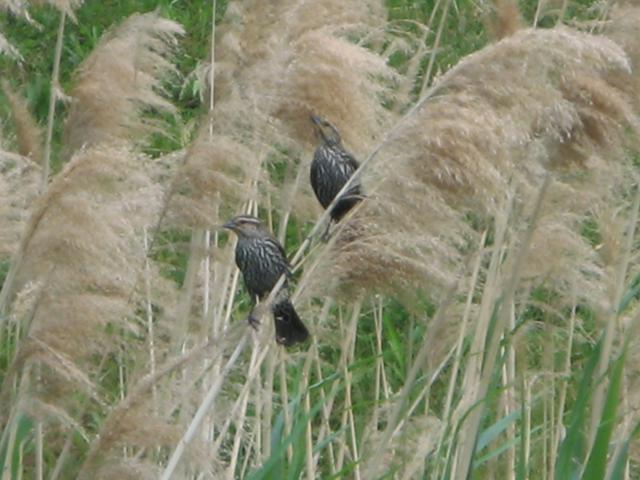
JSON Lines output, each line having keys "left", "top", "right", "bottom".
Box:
{"left": 222, "top": 215, "right": 265, "bottom": 238}
{"left": 310, "top": 114, "right": 342, "bottom": 147}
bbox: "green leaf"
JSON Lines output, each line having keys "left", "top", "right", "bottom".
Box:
{"left": 555, "top": 337, "right": 602, "bottom": 480}
{"left": 617, "top": 271, "right": 640, "bottom": 314}
{"left": 0, "top": 414, "right": 34, "bottom": 479}
{"left": 474, "top": 426, "right": 542, "bottom": 467}
{"left": 516, "top": 379, "right": 527, "bottom": 480}
{"left": 608, "top": 421, "right": 640, "bottom": 480}
{"left": 582, "top": 350, "right": 626, "bottom": 479}
{"left": 475, "top": 408, "right": 521, "bottom": 453}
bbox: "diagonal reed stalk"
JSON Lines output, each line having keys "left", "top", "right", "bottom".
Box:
{"left": 159, "top": 331, "right": 249, "bottom": 480}
{"left": 418, "top": 0, "right": 453, "bottom": 98}
{"left": 41, "top": 11, "right": 66, "bottom": 190}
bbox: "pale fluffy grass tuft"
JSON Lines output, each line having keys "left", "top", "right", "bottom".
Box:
{"left": 30, "top": 0, "right": 83, "bottom": 18}
{"left": 2, "top": 80, "right": 43, "bottom": 164}
{"left": 214, "top": 0, "right": 395, "bottom": 153}
{"left": 175, "top": 0, "right": 396, "bottom": 228}
{"left": 316, "top": 27, "right": 638, "bottom": 302}
{"left": 4, "top": 144, "right": 161, "bottom": 417}
{"left": 63, "top": 12, "right": 183, "bottom": 157}
{"left": 606, "top": 5, "right": 640, "bottom": 111}
{"left": 272, "top": 28, "right": 397, "bottom": 153}
{"left": 274, "top": 0, "right": 393, "bottom": 151}
{"left": 167, "top": 110, "right": 261, "bottom": 228}
{"left": 486, "top": 0, "right": 524, "bottom": 40}
{"left": 1, "top": 0, "right": 83, "bottom": 21}
{"left": 0, "top": 150, "right": 41, "bottom": 258}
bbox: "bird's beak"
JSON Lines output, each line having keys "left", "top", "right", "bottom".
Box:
{"left": 222, "top": 220, "right": 236, "bottom": 231}
{"left": 310, "top": 114, "right": 322, "bottom": 126}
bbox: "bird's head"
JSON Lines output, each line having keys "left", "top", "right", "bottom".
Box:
{"left": 223, "top": 215, "right": 266, "bottom": 238}
{"left": 310, "top": 114, "right": 342, "bottom": 146}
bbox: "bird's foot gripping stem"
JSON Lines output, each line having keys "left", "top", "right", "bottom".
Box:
{"left": 320, "top": 220, "right": 333, "bottom": 243}
{"left": 247, "top": 312, "right": 261, "bottom": 330}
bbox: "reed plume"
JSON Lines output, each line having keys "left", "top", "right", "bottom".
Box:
{"left": 486, "top": 0, "right": 524, "bottom": 40}
{"left": 0, "top": 11, "right": 183, "bottom": 478}
{"left": 167, "top": 107, "right": 262, "bottom": 229}
{"left": 0, "top": 151, "right": 40, "bottom": 259}
{"left": 2, "top": 80, "right": 43, "bottom": 164}
{"left": 63, "top": 12, "right": 183, "bottom": 158}
{"left": 0, "top": 84, "right": 42, "bottom": 259}
{"left": 0, "top": 0, "right": 82, "bottom": 18}
{"left": 314, "top": 27, "right": 638, "bottom": 304}
{"left": 5, "top": 143, "right": 161, "bottom": 399}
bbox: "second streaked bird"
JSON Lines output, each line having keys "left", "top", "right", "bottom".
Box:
{"left": 310, "top": 115, "right": 364, "bottom": 231}
{"left": 223, "top": 215, "right": 309, "bottom": 346}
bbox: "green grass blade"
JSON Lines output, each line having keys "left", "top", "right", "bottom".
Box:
{"left": 555, "top": 337, "right": 602, "bottom": 480}
{"left": 516, "top": 379, "right": 527, "bottom": 480}
{"left": 582, "top": 349, "right": 626, "bottom": 479}
{"left": 617, "top": 271, "right": 640, "bottom": 314}
{"left": 474, "top": 426, "right": 543, "bottom": 467}
{"left": 475, "top": 408, "right": 521, "bottom": 453}
{"left": 608, "top": 421, "right": 640, "bottom": 480}
{"left": 0, "top": 414, "right": 34, "bottom": 479}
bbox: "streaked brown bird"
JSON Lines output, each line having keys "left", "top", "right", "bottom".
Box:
{"left": 223, "top": 214, "right": 309, "bottom": 346}
{"left": 310, "top": 115, "right": 364, "bottom": 230}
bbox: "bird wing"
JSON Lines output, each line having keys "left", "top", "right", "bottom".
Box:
{"left": 310, "top": 153, "right": 323, "bottom": 200}
{"left": 264, "top": 236, "right": 293, "bottom": 278}
{"left": 340, "top": 149, "right": 360, "bottom": 173}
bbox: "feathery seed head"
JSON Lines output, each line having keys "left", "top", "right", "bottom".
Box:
{"left": 6, "top": 144, "right": 162, "bottom": 414}
{"left": 1, "top": 80, "right": 43, "bottom": 165}
{"left": 0, "top": 150, "right": 40, "bottom": 258}
{"left": 486, "top": 0, "right": 524, "bottom": 40}
{"left": 167, "top": 110, "right": 261, "bottom": 229}
{"left": 63, "top": 12, "right": 183, "bottom": 158}
{"left": 308, "top": 26, "right": 640, "bottom": 303}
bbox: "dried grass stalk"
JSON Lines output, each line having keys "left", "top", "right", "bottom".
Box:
{"left": 0, "top": 31, "right": 21, "bottom": 59}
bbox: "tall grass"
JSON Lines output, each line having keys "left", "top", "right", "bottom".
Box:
{"left": 0, "top": 0, "right": 639, "bottom": 478}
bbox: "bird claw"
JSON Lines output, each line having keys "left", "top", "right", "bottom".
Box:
{"left": 248, "top": 315, "right": 260, "bottom": 330}
{"left": 320, "top": 222, "right": 332, "bottom": 243}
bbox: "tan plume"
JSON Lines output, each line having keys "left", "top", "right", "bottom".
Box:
{"left": 63, "top": 12, "right": 183, "bottom": 158}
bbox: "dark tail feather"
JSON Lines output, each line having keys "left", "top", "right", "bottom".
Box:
{"left": 273, "top": 300, "right": 309, "bottom": 347}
